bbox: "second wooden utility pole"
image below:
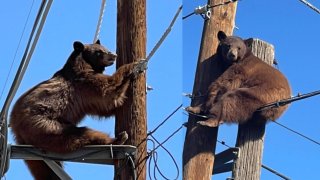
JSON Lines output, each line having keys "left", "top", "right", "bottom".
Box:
{"left": 115, "top": 0, "right": 147, "bottom": 180}
{"left": 231, "top": 39, "right": 275, "bottom": 180}
{"left": 183, "top": 0, "right": 237, "bottom": 179}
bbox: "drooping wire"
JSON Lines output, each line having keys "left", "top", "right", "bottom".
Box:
{"left": 299, "top": 0, "right": 320, "bottom": 14}
{"left": 147, "top": 133, "right": 181, "bottom": 180}
{"left": 149, "top": 124, "right": 185, "bottom": 153}
{"left": 126, "top": 153, "right": 137, "bottom": 180}
{"left": 0, "top": 0, "right": 35, "bottom": 103}
{"left": 144, "top": 104, "right": 184, "bottom": 180}
{"left": 93, "top": 0, "right": 107, "bottom": 42}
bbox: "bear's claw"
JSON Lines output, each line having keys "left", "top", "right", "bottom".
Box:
{"left": 114, "top": 131, "right": 128, "bottom": 145}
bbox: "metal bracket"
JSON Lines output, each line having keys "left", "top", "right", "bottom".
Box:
{"left": 43, "top": 159, "right": 72, "bottom": 180}
{"left": 194, "top": 5, "right": 212, "bottom": 20}
{"left": 213, "top": 147, "right": 240, "bottom": 175}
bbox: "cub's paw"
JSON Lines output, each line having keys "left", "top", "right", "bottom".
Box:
{"left": 114, "top": 131, "right": 128, "bottom": 145}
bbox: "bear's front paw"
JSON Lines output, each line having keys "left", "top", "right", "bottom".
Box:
{"left": 133, "top": 60, "right": 148, "bottom": 76}
{"left": 184, "top": 106, "right": 201, "bottom": 114}
{"left": 197, "top": 119, "right": 222, "bottom": 127}
{"left": 114, "top": 131, "right": 128, "bottom": 145}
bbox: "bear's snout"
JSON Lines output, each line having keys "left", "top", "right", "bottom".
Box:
{"left": 110, "top": 53, "right": 117, "bottom": 59}
{"left": 227, "top": 50, "right": 237, "bottom": 61}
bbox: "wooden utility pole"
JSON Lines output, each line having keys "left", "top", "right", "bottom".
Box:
{"left": 231, "top": 39, "right": 274, "bottom": 180}
{"left": 183, "top": 0, "right": 237, "bottom": 179}
{"left": 115, "top": 0, "right": 147, "bottom": 180}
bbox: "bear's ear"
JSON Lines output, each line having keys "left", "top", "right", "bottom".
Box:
{"left": 73, "top": 41, "right": 84, "bottom": 52}
{"left": 95, "top": 39, "right": 101, "bottom": 45}
{"left": 244, "top": 38, "right": 253, "bottom": 48}
{"left": 217, "top": 31, "right": 227, "bottom": 41}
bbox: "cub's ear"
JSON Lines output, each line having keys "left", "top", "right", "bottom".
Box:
{"left": 95, "top": 39, "right": 101, "bottom": 45}
{"left": 73, "top": 41, "right": 84, "bottom": 52}
{"left": 217, "top": 31, "right": 227, "bottom": 41}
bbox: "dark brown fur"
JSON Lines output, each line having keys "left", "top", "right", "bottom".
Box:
{"left": 187, "top": 31, "right": 291, "bottom": 127}
{"left": 10, "top": 40, "right": 143, "bottom": 179}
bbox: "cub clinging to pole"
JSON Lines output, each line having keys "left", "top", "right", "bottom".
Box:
{"left": 186, "top": 31, "right": 291, "bottom": 127}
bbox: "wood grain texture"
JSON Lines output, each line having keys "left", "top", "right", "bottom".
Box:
{"left": 232, "top": 39, "right": 274, "bottom": 180}
{"left": 115, "top": 0, "right": 147, "bottom": 179}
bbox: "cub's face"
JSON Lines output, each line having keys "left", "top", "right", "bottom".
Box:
{"left": 217, "top": 31, "right": 248, "bottom": 65}
{"left": 73, "top": 40, "right": 117, "bottom": 73}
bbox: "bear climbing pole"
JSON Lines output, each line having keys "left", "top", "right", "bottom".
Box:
{"left": 1, "top": 1, "right": 139, "bottom": 179}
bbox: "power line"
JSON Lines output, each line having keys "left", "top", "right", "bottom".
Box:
{"left": 299, "top": 0, "right": 320, "bottom": 14}
{"left": 183, "top": 109, "right": 320, "bottom": 148}
{"left": 0, "top": 0, "right": 53, "bottom": 176}
{"left": 144, "top": 104, "right": 184, "bottom": 180}
{"left": 0, "top": 0, "right": 35, "bottom": 103}
{"left": 273, "top": 121, "right": 320, "bottom": 147}
{"left": 183, "top": 0, "right": 238, "bottom": 20}
{"left": 147, "top": 135, "right": 180, "bottom": 180}
{"left": 93, "top": 0, "right": 107, "bottom": 42}
{"left": 145, "top": 5, "right": 182, "bottom": 62}
{"left": 258, "top": 90, "right": 320, "bottom": 111}
{"left": 148, "top": 104, "right": 182, "bottom": 136}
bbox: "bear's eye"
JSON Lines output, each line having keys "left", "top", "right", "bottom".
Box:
{"left": 237, "top": 47, "right": 241, "bottom": 50}
{"left": 95, "top": 51, "right": 104, "bottom": 57}
{"left": 221, "top": 44, "right": 230, "bottom": 49}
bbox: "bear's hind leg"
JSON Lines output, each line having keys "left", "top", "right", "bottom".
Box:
{"left": 185, "top": 106, "right": 202, "bottom": 114}
{"left": 25, "top": 160, "right": 61, "bottom": 180}
{"left": 197, "top": 118, "right": 223, "bottom": 127}
{"left": 209, "top": 88, "right": 263, "bottom": 124}
{"left": 36, "top": 126, "right": 128, "bottom": 153}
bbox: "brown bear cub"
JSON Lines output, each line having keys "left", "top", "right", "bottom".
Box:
{"left": 10, "top": 40, "right": 146, "bottom": 180}
{"left": 186, "top": 31, "right": 291, "bottom": 127}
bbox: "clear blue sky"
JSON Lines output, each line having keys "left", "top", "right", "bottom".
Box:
{"left": 1, "top": 0, "right": 320, "bottom": 180}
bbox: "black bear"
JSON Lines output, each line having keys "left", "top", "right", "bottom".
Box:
{"left": 186, "top": 31, "right": 291, "bottom": 127}
{"left": 10, "top": 40, "right": 146, "bottom": 180}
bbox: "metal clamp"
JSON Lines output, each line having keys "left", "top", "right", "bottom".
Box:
{"left": 194, "top": 5, "right": 211, "bottom": 20}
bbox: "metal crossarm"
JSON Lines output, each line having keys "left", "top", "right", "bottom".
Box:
{"left": 10, "top": 144, "right": 136, "bottom": 163}
{"left": 213, "top": 147, "right": 240, "bottom": 175}
{"left": 6, "top": 144, "right": 137, "bottom": 179}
